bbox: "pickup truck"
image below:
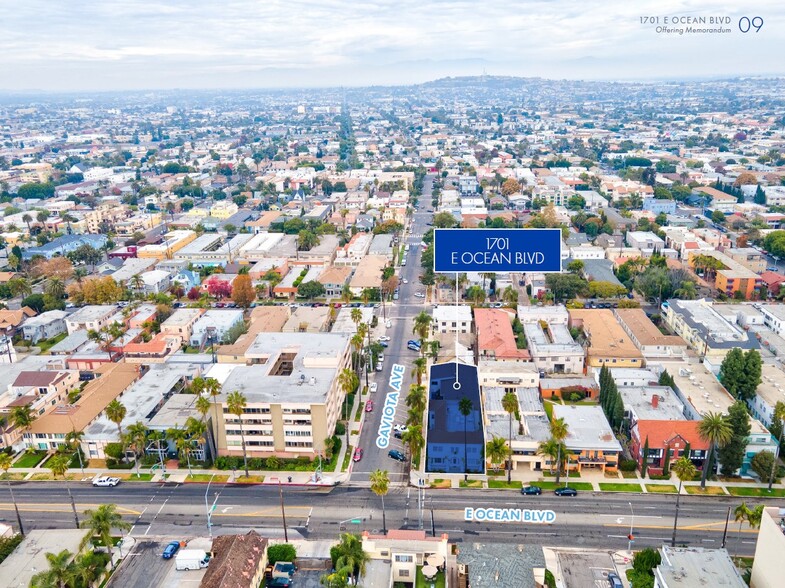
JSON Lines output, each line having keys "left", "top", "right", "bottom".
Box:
{"left": 92, "top": 476, "right": 120, "bottom": 487}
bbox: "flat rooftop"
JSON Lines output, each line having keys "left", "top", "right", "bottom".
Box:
{"left": 666, "top": 299, "right": 758, "bottom": 349}
{"left": 656, "top": 547, "right": 745, "bottom": 588}
{"left": 568, "top": 309, "right": 643, "bottom": 360}
{"left": 615, "top": 308, "right": 686, "bottom": 348}
{"left": 147, "top": 393, "right": 203, "bottom": 431}
{"left": 552, "top": 404, "right": 622, "bottom": 452}
{"left": 427, "top": 362, "right": 483, "bottom": 445}
{"left": 0, "top": 530, "right": 86, "bottom": 588}
{"left": 757, "top": 363, "right": 785, "bottom": 408}
{"left": 619, "top": 385, "right": 686, "bottom": 421}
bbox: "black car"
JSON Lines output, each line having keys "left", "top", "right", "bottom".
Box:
{"left": 394, "top": 431, "right": 403, "bottom": 439}
{"left": 554, "top": 487, "right": 578, "bottom": 496}
{"left": 520, "top": 485, "right": 542, "bottom": 495}
{"left": 388, "top": 449, "right": 406, "bottom": 462}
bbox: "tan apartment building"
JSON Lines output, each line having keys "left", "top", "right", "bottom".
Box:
{"left": 211, "top": 332, "right": 352, "bottom": 459}
{"left": 84, "top": 203, "right": 130, "bottom": 234}
{"left": 614, "top": 308, "right": 687, "bottom": 361}
{"left": 137, "top": 230, "right": 197, "bottom": 260}
{"left": 349, "top": 254, "right": 388, "bottom": 296}
{"left": 216, "top": 305, "right": 290, "bottom": 363}
{"left": 568, "top": 309, "right": 644, "bottom": 369}
{"left": 160, "top": 308, "right": 204, "bottom": 340}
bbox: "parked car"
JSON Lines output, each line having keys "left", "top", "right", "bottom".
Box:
{"left": 402, "top": 279, "right": 408, "bottom": 284}
{"left": 607, "top": 572, "right": 623, "bottom": 588}
{"left": 394, "top": 431, "right": 403, "bottom": 439}
{"left": 379, "top": 340, "right": 389, "bottom": 348}
{"left": 162, "top": 541, "right": 181, "bottom": 559}
{"left": 521, "top": 485, "right": 542, "bottom": 496}
{"left": 554, "top": 487, "right": 578, "bottom": 497}
{"left": 407, "top": 343, "right": 421, "bottom": 351}
{"left": 379, "top": 335, "right": 391, "bottom": 342}
{"left": 375, "top": 362, "right": 383, "bottom": 372}
{"left": 352, "top": 448, "right": 364, "bottom": 462}
{"left": 414, "top": 292, "right": 425, "bottom": 298}
{"left": 369, "top": 382, "right": 378, "bottom": 393}
{"left": 394, "top": 424, "right": 408, "bottom": 433}
{"left": 365, "top": 400, "right": 374, "bottom": 412}
{"left": 266, "top": 578, "right": 292, "bottom": 587}
{"left": 92, "top": 476, "right": 120, "bottom": 487}
{"left": 388, "top": 449, "right": 406, "bottom": 462}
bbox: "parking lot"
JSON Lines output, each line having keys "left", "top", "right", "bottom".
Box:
{"left": 107, "top": 537, "right": 212, "bottom": 588}
{"left": 556, "top": 551, "right": 622, "bottom": 588}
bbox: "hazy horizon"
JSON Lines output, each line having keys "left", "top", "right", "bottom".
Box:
{"left": 2, "top": 0, "right": 783, "bottom": 92}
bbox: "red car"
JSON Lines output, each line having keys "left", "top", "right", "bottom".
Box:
{"left": 365, "top": 400, "right": 374, "bottom": 412}
{"left": 353, "top": 448, "right": 363, "bottom": 462}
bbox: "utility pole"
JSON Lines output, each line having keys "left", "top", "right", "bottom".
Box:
{"left": 6, "top": 479, "right": 24, "bottom": 537}
{"left": 279, "top": 481, "right": 288, "bottom": 542}
{"left": 627, "top": 502, "right": 635, "bottom": 552}
{"left": 67, "top": 486, "right": 80, "bottom": 529}
{"left": 721, "top": 506, "right": 731, "bottom": 549}
{"left": 205, "top": 473, "right": 218, "bottom": 538}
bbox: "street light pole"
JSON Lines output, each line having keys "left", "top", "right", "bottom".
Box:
{"left": 6, "top": 478, "right": 24, "bottom": 537}
{"left": 67, "top": 485, "right": 80, "bottom": 529}
{"left": 627, "top": 502, "right": 635, "bottom": 552}
{"left": 279, "top": 480, "right": 289, "bottom": 542}
{"left": 205, "top": 473, "right": 217, "bottom": 538}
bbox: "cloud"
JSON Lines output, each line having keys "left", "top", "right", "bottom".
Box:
{"left": 0, "top": 0, "right": 782, "bottom": 90}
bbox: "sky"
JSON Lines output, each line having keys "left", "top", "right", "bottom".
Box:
{"left": 0, "top": 0, "right": 783, "bottom": 91}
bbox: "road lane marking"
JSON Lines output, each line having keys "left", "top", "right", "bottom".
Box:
{"left": 0, "top": 503, "right": 140, "bottom": 515}
{"left": 604, "top": 522, "right": 759, "bottom": 533}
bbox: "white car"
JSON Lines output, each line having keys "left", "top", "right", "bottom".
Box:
{"left": 394, "top": 424, "right": 408, "bottom": 433}
{"left": 379, "top": 335, "right": 391, "bottom": 342}
{"left": 92, "top": 476, "right": 121, "bottom": 487}
{"left": 369, "top": 382, "right": 378, "bottom": 393}
{"left": 402, "top": 279, "right": 408, "bottom": 284}
{"left": 414, "top": 292, "right": 425, "bottom": 298}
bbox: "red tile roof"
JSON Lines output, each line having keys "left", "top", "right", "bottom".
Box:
{"left": 474, "top": 308, "right": 530, "bottom": 360}
{"left": 633, "top": 420, "right": 709, "bottom": 451}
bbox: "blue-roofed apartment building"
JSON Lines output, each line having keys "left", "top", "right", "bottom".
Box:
{"left": 425, "top": 362, "right": 485, "bottom": 474}
{"left": 23, "top": 234, "right": 108, "bottom": 260}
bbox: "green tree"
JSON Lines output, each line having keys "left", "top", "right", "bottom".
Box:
{"left": 545, "top": 273, "right": 589, "bottom": 301}
{"left": 698, "top": 412, "right": 733, "bottom": 488}
{"left": 502, "top": 391, "right": 518, "bottom": 483}
{"left": 733, "top": 502, "right": 751, "bottom": 559}
{"left": 105, "top": 399, "right": 127, "bottom": 456}
{"left": 79, "top": 503, "right": 131, "bottom": 560}
{"left": 486, "top": 436, "right": 509, "bottom": 473}
{"left": 566, "top": 260, "right": 584, "bottom": 274}
{"left": 10, "top": 404, "right": 36, "bottom": 446}
{"left": 401, "top": 424, "right": 424, "bottom": 465}
{"left": 29, "top": 549, "right": 73, "bottom": 588}
{"left": 641, "top": 437, "right": 650, "bottom": 478}
{"left": 267, "top": 543, "right": 297, "bottom": 565}
{"left": 737, "top": 349, "right": 762, "bottom": 401}
{"left": 227, "top": 390, "right": 249, "bottom": 477}
{"left": 412, "top": 357, "right": 427, "bottom": 386}
{"left": 370, "top": 469, "right": 390, "bottom": 534}
{"left": 718, "top": 401, "right": 751, "bottom": 476}
{"left": 46, "top": 453, "right": 71, "bottom": 479}
{"left": 662, "top": 444, "right": 672, "bottom": 477}
{"left": 459, "top": 397, "right": 474, "bottom": 475}
{"left": 125, "top": 421, "right": 148, "bottom": 477}
{"left": 671, "top": 456, "right": 698, "bottom": 546}
{"left": 432, "top": 211, "right": 458, "bottom": 228}
{"left": 465, "top": 285, "right": 486, "bottom": 306}
{"left": 297, "top": 280, "right": 326, "bottom": 300}
{"left": 719, "top": 348, "right": 745, "bottom": 399}
{"left": 550, "top": 417, "right": 569, "bottom": 484}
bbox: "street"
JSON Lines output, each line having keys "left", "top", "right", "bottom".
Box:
{"left": 0, "top": 481, "right": 763, "bottom": 556}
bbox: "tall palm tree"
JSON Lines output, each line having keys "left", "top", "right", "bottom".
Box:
{"left": 412, "top": 357, "right": 427, "bottom": 386}
{"left": 401, "top": 424, "right": 424, "bottom": 466}
{"left": 486, "top": 436, "right": 509, "bottom": 473}
{"left": 768, "top": 400, "right": 785, "bottom": 490}
{"left": 537, "top": 438, "right": 566, "bottom": 476}
{"left": 459, "top": 397, "right": 473, "bottom": 475}
{"left": 698, "top": 412, "right": 733, "bottom": 488}
{"left": 549, "top": 417, "right": 570, "bottom": 484}
{"left": 405, "top": 384, "right": 426, "bottom": 419}
{"left": 69, "top": 552, "right": 105, "bottom": 588}
{"left": 186, "top": 416, "right": 207, "bottom": 465}
{"left": 412, "top": 311, "right": 432, "bottom": 347}
{"left": 502, "top": 285, "right": 519, "bottom": 306}
{"left": 734, "top": 502, "right": 751, "bottom": 559}
{"left": 195, "top": 395, "right": 211, "bottom": 423}
{"left": 80, "top": 503, "right": 131, "bottom": 561}
{"left": 65, "top": 429, "right": 85, "bottom": 474}
{"left": 428, "top": 340, "right": 440, "bottom": 362}
{"left": 747, "top": 504, "right": 764, "bottom": 531}
{"left": 501, "top": 391, "right": 518, "bottom": 483}
{"left": 333, "top": 532, "right": 370, "bottom": 584}
{"left": 22, "top": 213, "right": 32, "bottom": 234}
{"left": 202, "top": 377, "right": 222, "bottom": 457}
{"left": 370, "top": 469, "right": 390, "bottom": 534}
{"left": 30, "top": 549, "right": 73, "bottom": 588}
{"left": 45, "top": 277, "right": 65, "bottom": 300}
{"left": 0, "top": 452, "right": 24, "bottom": 535}
{"left": 227, "top": 390, "right": 249, "bottom": 477}
{"left": 10, "top": 404, "right": 35, "bottom": 448}
{"left": 105, "top": 399, "right": 127, "bottom": 457}
{"left": 125, "top": 421, "right": 148, "bottom": 477}
{"left": 338, "top": 368, "right": 357, "bottom": 421}
{"left": 46, "top": 453, "right": 70, "bottom": 479}
{"left": 671, "top": 456, "right": 697, "bottom": 546}
{"left": 8, "top": 277, "right": 32, "bottom": 298}
{"left": 350, "top": 334, "right": 363, "bottom": 374}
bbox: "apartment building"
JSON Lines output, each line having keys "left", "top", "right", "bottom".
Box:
{"left": 521, "top": 311, "right": 584, "bottom": 374}
{"left": 474, "top": 308, "right": 531, "bottom": 363}
{"left": 750, "top": 507, "right": 785, "bottom": 588}
{"left": 190, "top": 309, "right": 245, "bottom": 347}
{"left": 137, "top": 230, "right": 198, "bottom": 261}
{"left": 655, "top": 547, "right": 745, "bottom": 588}
{"left": 614, "top": 308, "right": 687, "bottom": 361}
{"left": 758, "top": 304, "right": 785, "bottom": 336}
{"left": 568, "top": 309, "right": 643, "bottom": 369}
{"left": 662, "top": 299, "right": 758, "bottom": 362}
{"left": 160, "top": 308, "right": 204, "bottom": 340}
{"left": 432, "top": 305, "right": 473, "bottom": 334}
{"left": 630, "top": 420, "right": 709, "bottom": 475}
{"left": 626, "top": 231, "right": 666, "bottom": 255}
{"left": 349, "top": 255, "right": 387, "bottom": 295}
{"left": 747, "top": 363, "right": 785, "bottom": 429}
{"left": 83, "top": 203, "right": 130, "bottom": 234}
{"left": 65, "top": 305, "right": 118, "bottom": 335}
{"left": 212, "top": 332, "right": 352, "bottom": 459}
{"left": 20, "top": 310, "right": 68, "bottom": 344}
{"left": 552, "top": 404, "right": 622, "bottom": 474}
{"left": 725, "top": 247, "right": 766, "bottom": 273}
{"left": 687, "top": 249, "right": 762, "bottom": 300}
{"left": 484, "top": 386, "right": 550, "bottom": 472}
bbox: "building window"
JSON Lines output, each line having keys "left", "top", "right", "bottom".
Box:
{"left": 395, "top": 555, "right": 413, "bottom": 563}
{"left": 399, "top": 570, "right": 410, "bottom": 578}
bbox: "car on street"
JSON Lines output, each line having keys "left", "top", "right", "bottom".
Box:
{"left": 92, "top": 476, "right": 120, "bottom": 487}
{"left": 379, "top": 335, "right": 391, "bottom": 342}
{"left": 520, "top": 485, "right": 542, "bottom": 495}
{"left": 554, "top": 487, "right": 578, "bottom": 496}
{"left": 414, "top": 292, "right": 425, "bottom": 298}
{"left": 266, "top": 578, "right": 292, "bottom": 587}
{"left": 369, "top": 382, "right": 378, "bottom": 393}
{"left": 388, "top": 449, "right": 406, "bottom": 462}
{"left": 375, "top": 361, "right": 383, "bottom": 371}
{"left": 607, "top": 572, "right": 623, "bottom": 588}
{"left": 407, "top": 342, "right": 421, "bottom": 351}
{"left": 402, "top": 279, "right": 408, "bottom": 284}
{"left": 386, "top": 320, "right": 392, "bottom": 328}
{"left": 394, "top": 431, "right": 403, "bottom": 439}
{"left": 379, "top": 340, "right": 389, "bottom": 348}
{"left": 353, "top": 448, "right": 363, "bottom": 462}
{"left": 365, "top": 400, "right": 374, "bottom": 412}
{"left": 394, "top": 424, "right": 408, "bottom": 433}
{"left": 162, "top": 541, "right": 180, "bottom": 559}
{"left": 767, "top": 266, "right": 778, "bottom": 272}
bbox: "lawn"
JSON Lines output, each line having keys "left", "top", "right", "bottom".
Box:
{"left": 29, "top": 473, "right": 80, "bottom": 481}
{"left": 232, "top": 475, "right": 264, "bottom": 484}
{"left": 620, "top": 470, "right": 640, "bottom": 479}
{"left": 646, "top": 484, "right": 678, "bottom": 493}
{"left": 543, "top": 401, "right": 554, "bottom": 420}
{"left": 535, "top": 481, "right": 594, "bottom": 491}
{"left": 355, "top": 403, "right": 364, "bottom": 421}
{"left": 459, "top": 480, "right": 482, "bottom": 488}
{"left": 415, "top": 567, "right": 445, "bottom": 588}
{"left": 598, "top": 483, "right": 643, "bottom": 492}
{"left": 37, "top": 332, "right": 67, "bottom": 354}
{"left": 488, "top": 480, "right": 522, "bottom": 489}
{"left": 727, "top": 486, "right": 785, "bottom": 497}
{"left": 684, "top": 485, "right": 726, "bottom": 495}
{"left": 0, "top": 473, "right": 26, "bottom": 481}
{"left": 13, "top": 451, "right": 47, "bottom": 468}
{"left": 430, "top": 479, "right": 451, "bottom": 489}
{"left": 185, "top": 474, "right": 228, "bottom": 483}
{"left": 542, "top": 470, "right": 581, "bottom": 478}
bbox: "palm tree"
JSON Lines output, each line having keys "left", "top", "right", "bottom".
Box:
{"left": 370, "top": 469, "right": 390, "bottom": 534}
{"left": 486, "top": 436, "right": 509, "bottom": 473}
{"left": 130, "top": 274, "right": 145, "bottom": 296}
{"left": 0, "top": 452, "right": 24, "bottom": 536}
{"left": 201, "top": 377, "right": 222, "bottom": 458}
{"left": 338, "top": 368, "right": 357, "bottom": 422}
{"left": 10, "top": 404, "right": 35, "bottom": 447}
{"left": 332, "top": 532, "right": 370, "bottom": 584}
{"left": 186, "top": 416, "right": 207, "bottom": 466}
{"left": 549, "top": 417, "right": 570, "bottom": 484}
{"left": 428, "top": 340, "right": 440, "bottom": 362}
{"left": 105, "top": 399, "right": 127, "bottom": 457}
{"left": 747, "top": 504, "right": 764, "bottom": 531}
{"left": 167, "top": 426, "right": 193, "bottom": 476}
{"left": 768, "top": 400, "right": 785, "bottom": 490}
{"left": 459, "top": 396, "right": 473, "bottom": 476}
{"left": 80, "top": 503, "right": 131, "bottom": 561}
{"left": 195, "top": 395, "right": 211, "bottom": 422}
{"left": 405, "top": 384, "right": 427, "bottom": 422}
{"left": 30, "top": 549, "right": 73, "bottom": 588}
{"left": 671, "top": 456, "right": 697, "bottom": 546}
{"left": 350, "top": 334, "right": 363, "bottom": 374}
{"left": 46, "top": 453, "right": 70, "bottom": 479}
{"left": 502, "top": 285, "right": 518, "bottom": 306}
{"left": 412, "top": 311, "right": 432, "bottom": 345}
{"left": 45, "top": 277, "right": 65, "bottom": 300}
{"left": 411, "top": 357, "right": 427, "bottom": 387}
{"left": 502, "top": 391, "right": 518, "bottom": 483}
{"left": 698, "top": 412, "right": 733, "bottom": 488}
{"left": 65, "top": 429, "right": 85, "bottom": 474}
{"left": 227, "top": 390, "right": 249, "bottom": 477}
{"left": 537, "top": 438, "right": 566, "bottom": 476}
{"left": 22, "top": 213, "right": 32, "bottom": 234}
{"left": 734, "top": 502, "right": 751, "bottom": 558}
{"left": 401, "top": 424, "right": 424, "bottom": 466}
{"left": 125, "top": 421, "right": 148, "bottom": 477}
{"left": 69, "top": 552, "right": 105, "bottom": 588}
{"left": 8, "top": 277, "right": 32, "bottom": 298}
